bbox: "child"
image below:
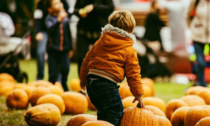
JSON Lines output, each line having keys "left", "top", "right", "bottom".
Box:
{"left": 80, "top": 10, "right": 144, "bottom": 126}
{"left": 45, "top": 0, "right": 73, "bottom": 91}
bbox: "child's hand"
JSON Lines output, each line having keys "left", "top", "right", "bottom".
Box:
{"left": 79, "top": 8, "right": 88, "bottom": 18}
{"left": 85, "top": 4, "right": 94, "bottom": 13}
{"left": 58, "top": 11, "right": 67, "bottom": 22}
{"left": 80, "top": 83, "right": 86, "bottom": 90}
{"left": 68, "top": 50, "right": 74, "bottom": 59}
{"left": 35, "top": 32, "right": 44, "bottom": 41}
{"left": 133, "top": 95, "right": 145, "bottom": 108}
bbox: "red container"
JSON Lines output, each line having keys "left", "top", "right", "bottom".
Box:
{"left": 205, "top": 67, "right": 210, "bottom": 82}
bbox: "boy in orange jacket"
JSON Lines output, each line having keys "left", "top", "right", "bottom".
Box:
{"left": 80, "top": 10, "right": 144, "bottom": 126}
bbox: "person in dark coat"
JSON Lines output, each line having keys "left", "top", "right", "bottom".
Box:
{"left": 143, "top": 0, "right": 165, "bottom": 51}
{"left": 74, "top": 0, "right": 114, "bottom": 75}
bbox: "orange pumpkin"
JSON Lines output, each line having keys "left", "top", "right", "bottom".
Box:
{"left": 165, "top": 99, "right": 188, "bottom": 120}
{"left": 28, "top": 80, "right": 53, "bottom": 88}
{"left": 142, "top": 85, "right": 153, "bottom": 97}
{"left": 0, "top": 73, "right": 15, "bottom": 83}
{"left": 87, "top": 95, "right": 97, "bottom": 110}
{"left": 119, "top": 83, "right": 132, "bottom": 99}
{"left": 198, "top": 89, "right": 210, "bottom": 105}
{"left": 122, "top": 96, "right": 138, "bottom": 109}
{"left": 69, "top": 79, "right": 81, "bottom": 92}
{"left": 170, "top": 106, "right": 191, "bottom": 126}
{"left": 0, "top": 80, "right": 15, "bottom": 88}
{"left": 36, "top": 94, "right": 65, "bottom": 114}
{"left": 24, "top": 103, "right": 61, "bottom": 126}
{"left": 195, "top": 117, "right": 210, "bottom": 126}
{"left": 141, "top": 78, "right": 155, "bottom": 96}
{"left": 185, "top": 105, "right": 210, "bottom": 126}
{"left": 143, "top": 97, "right": 166, "bottom": 112}
{"left": 49, "top": 85, "right": 64, "bottom": 96}
{"left": 185, "top": 86, "right": 206, "bottom": 95}
{"left": 0, "top": 84, "right": 14, "bottom": 97}
{"left": 181, "top": 95, "right": 206, "bottom": 106}
{"left": 145, "top": 105, "right": 166, "bottom": 117}
{"left": 61, "top": 92, "right": 88, "bottom": 114}
{"left": 6, "top": 89, "right": 29, "bottom": 109}
{"left": 29, "top": 87, "right": 51, "bottom": 106}
{"left": 120, "top": 107, "right": 158, "bottom": 126}
{"left": 66, "top": 114, "right": 97, "bottom": 126}
{"left": 23, "top": 86, "right": 36, "bottom": 97}
{"left": 82, "top": 121, "right": 114, "bottom": 126}
{"left": 156, "top": 116, "right": 172, "bottom": 126}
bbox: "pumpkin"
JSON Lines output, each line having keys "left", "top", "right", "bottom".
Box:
{"left": 170, "top": 106, "right": 191, "bottom": 126}
{"left": 14, "top": 83, "right": 27, "bottom": 89}
{"left": 82, "top": 121, "right": 114, "bottom": 126}
{"left": 49, "top": 85, "right": 64, "bottom": 96}
{"left": 87, "top": 95, "right": 97, "bottom": 110}
{"left": 120, "top": 106, "right": 159, "bottom": 126}
{"left": 69, "top": 79, "right": 81, "bottom": 92}
{"left": 28, "top": 80, "right": 53, "bottom": 88}
{"left": 141, "top": 78, "right": 155, "bottom": 96}
{"left": 122, "top": 96, "right": 138, "bottom": 109}
{"left": 198, "top": 89, "right": 210, "bottom": 105}
{"left": 181, "top": 95, "right": 206, "bottom": 106}
{"left": 0, "top": 84, "right": 14, "bottom": 97}
{"left": 66, "top": 114, "right": 97, "bottom": 126}
{"left": 185, "top": 105, "right": 210, "bottom": 126}
{"left": 143, "top": 97, "right": 166, "bottom": 112}
{"left": 143, "top": 85, "right": 153, "bottom": 97}
{"left": 24, "top": 103, "right": 61, "bottom": 126}
{"left": 61, "top": 92, "right": 88, "bottom": 114}
{"left": 0, "top": 80, "right": 15, "bottom": 88}
{"left": 0, "top": 73, "right": 15, "bottom": 83}
{"left": 119, "top": 83, "right": 132, "bottom": 99}
{"left": 6, "top": 89, "right": 29, "bottom": 109}
{"left": 145, "top": 105, "right": 166, "bottom": 117}
{"left": 55, "top": 81, "right": 63, "bottom": 90}
{"left": 185, "top": 86, "right": 205, "bottom": 95}
{"left": 23, "top": 86, "right": 36, "bottom": 97}
{"left": 29, "top": 87, "right": 51, "bottom": 106}
{"left": 156, "top": 116, "right": 172, "bottom": 126}
{"left": 195, "top": 117, "right": 210, "bottom": 126}
{"left": 36, "top": 94, "right": 65, "bottom": 114}
{"left": 165, "top": 99, "right": 188, "bottom": 120}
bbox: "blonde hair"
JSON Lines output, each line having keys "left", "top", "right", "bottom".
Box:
{"left": 108, "top": 10, "right": 136, "bottom": 33}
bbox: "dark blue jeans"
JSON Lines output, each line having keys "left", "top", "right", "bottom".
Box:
{"left": 87, "top": 75, "right": 123, "bottom": 126}
{"left": 36, "top": 31, "right": 48, "bottom": 80}
{"left": 193, "top": 41, "right": 208, "bottom": 87}
{"left": 48, "top": 51, "right": 70, "bottom": 91}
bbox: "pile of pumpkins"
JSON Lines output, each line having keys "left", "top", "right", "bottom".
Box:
{"left": 1, "top": 72, "right": 210, "bottom": 126}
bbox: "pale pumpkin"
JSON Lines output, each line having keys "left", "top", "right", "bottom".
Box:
{"left": 61, "top": 92, "right": 88, "bottom": 114}
{"left": 145, "top": 105, "right": 166, "bottom": 117}
{"left": 195, "top": 117, "right": 210, "bottom": 126}
{"left": 198, "top": 89, "right": 210, "bottom": 105}
{"left": 28, "top": 80, "right": 53, "bottom": 88}
{"left": 29, "top": 87, "right": 51, "bottom": 106}
{"left": 24, "top": 103, "right": 61, "bottom": 126}
{"left": 185, "top": 86, "right": 205, "bottom": 95}
{"left": 69, "top": 79, "right": 81, "bottom": 92}
{"left": 0, "top": 73, "right": 15, "bottom": 83}
{"left": 49, "top": 85, "right": 64, "bottom": 96}
{"left": 82, "top": 121, "right": 114, "bottom": 126}
{"left": 143, "top": 97, "right": 166, "bottom": 112}
{"left": 185, "top": 105, "right": 210, "bottom": 126}
{"left": 181, "top": 95, "right": 206, "bottom": 106}
{"left": 170, "top": 106, "right": 191, "bottom": 126}
{"left": 122, "top": 96, "right": 138, "bottom": 109}
{"left": 6, "top": 89, "right": 29, "bottom": 109}
{"left": 120, "top": 107, "right": 159, "bottom": 126}
{"left": 0, "top": 84, "right": 14, "bottom": 97}
{"left": 165, "top": 99, "right": 188, "bottom": 120}
{"left": 36, "top": 94, "right": 65, "bottom": 114}
{"left": 66, "top": 114, "right": 97, "bottom": 126}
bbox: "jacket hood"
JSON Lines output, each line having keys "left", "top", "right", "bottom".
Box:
{"left": 99, "top": 24, "right": 136, "bottom": 51}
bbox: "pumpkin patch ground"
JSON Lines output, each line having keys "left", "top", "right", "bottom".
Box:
{"left": 0, "top": 60, "right": 209, "bottom": 125}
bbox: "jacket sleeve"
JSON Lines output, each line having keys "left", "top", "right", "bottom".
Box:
{"left": 186, "top": 0, "right": 196, "bottom": 27}
{"left": 45, "top": 15, "right": 60, "bottom": 33}
{"left": 93, "top": 0, "right": 114, "bottom": 15}
{"left": 80, "top": 47, "right": 93, "bottom": 87}
{"left": 124, "top": 48, "right": 144, "bottom": 96}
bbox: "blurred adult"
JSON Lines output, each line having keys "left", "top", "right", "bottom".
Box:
{"left": 143, "top": 0, "right": 165, "bottom": 51}
{"left": 187, "top": 0, "right": 210, "bottom": 87}
{"left": 74, "top": 0, "right": 114, "bottom": 75}
{"left": 34, "top": 0, "right": 70, "bottom": 80}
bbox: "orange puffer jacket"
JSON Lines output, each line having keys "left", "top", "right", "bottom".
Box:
{"left": 80, "top": 24, "right": 144, "bottom": 96}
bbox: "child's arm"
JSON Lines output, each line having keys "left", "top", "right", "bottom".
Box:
{"left": 125, "top": 48, "right": 144, "bottom": 101}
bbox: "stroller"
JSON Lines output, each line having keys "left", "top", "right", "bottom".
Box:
{"left": 0, "top": 12, "right": 30, "bottom": 83}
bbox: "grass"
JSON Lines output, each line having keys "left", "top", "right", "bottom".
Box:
{"left": 0, "top": 59, "right": 191, "bottom": 125}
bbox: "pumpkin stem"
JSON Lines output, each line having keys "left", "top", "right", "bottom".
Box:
{"left": 136, "top": 102, "right": 145, "bottom": 109}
